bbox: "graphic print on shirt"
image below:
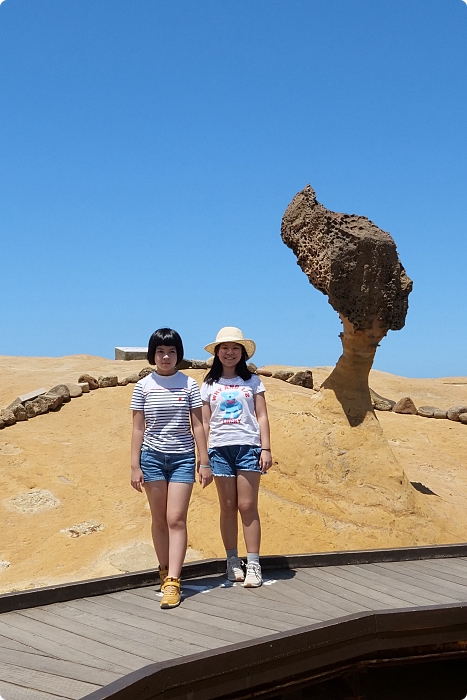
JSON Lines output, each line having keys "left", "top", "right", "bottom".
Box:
{"left": 219, "top": 390, "right": 242, "bottom": 421}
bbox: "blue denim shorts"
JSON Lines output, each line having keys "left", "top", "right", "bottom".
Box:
{"left": 140, "top": 447, "right": 196, "bottom": 483}
{"left": 208, "top": 445, "right": 262, "bottom": 478}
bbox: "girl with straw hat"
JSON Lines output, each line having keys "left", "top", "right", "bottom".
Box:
{"left": 201, "top": 327, "right": 272, "bottom": 587}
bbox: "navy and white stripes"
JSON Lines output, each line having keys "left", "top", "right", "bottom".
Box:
{"left": 130, "top": 371, "right": 202, "bottom": 454}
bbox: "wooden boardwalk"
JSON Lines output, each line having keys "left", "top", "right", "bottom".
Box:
{"left": 1, "top": 547, "right": 467, "bottom": 700}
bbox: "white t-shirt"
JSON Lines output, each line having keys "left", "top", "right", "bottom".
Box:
{"left": 130, "top": 371, "right": 202, "bottom": 453}
{"left": 200, "top": 375, "right": 265, "bottom": 448}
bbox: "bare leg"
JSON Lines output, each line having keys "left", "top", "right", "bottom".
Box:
{"left": 214, "top": 477, "right": 239, "bottom": 551}
{"left": 237, "top": 471, "right": 261, "bottom": 553}
{"left": 144, "top": 481, "right": 169, "bottom": 567}
{"left": 166, "top": 482, "right": 193, "bottom": 578}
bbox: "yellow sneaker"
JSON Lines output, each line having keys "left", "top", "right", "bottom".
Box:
{"left": 160, "top": 577, "right": 181, "bottom": 609}
{"left": 158, "top": 565, "right": 168, "bottom": 591}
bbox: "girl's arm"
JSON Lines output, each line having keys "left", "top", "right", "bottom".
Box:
{"left": 202, "top": 401, "right": 211, "bottom": 443}
{"left": 130, "top": 410, "right": 145, "bottom": 492}
{"left": 254, "top": 392, "right": 273, "bottom": 473}
{"left": 191, "top": 406, "right": 212, "bottom": 488}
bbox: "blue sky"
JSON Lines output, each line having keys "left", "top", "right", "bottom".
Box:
{"left": 1, "top": 0, "right": 466, "bottom": 377}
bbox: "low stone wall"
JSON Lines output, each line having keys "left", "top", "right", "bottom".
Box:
{"left": 1, "top": 364, "right": 465, "bottom": 430}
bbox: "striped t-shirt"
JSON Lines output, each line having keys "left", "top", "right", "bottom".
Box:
{"left": 130, "top": 371, "right": 202, "bottom": 454}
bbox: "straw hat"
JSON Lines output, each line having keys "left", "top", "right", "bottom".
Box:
{"left": 204, "top": 327, "right": 256, "bottom": 359}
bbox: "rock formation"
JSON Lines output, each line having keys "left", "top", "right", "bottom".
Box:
{"left": 279, "top": 185, "right": 454, "bottom": 543}
{"left": 282, "top": 184, "right": 412, "bottom": 425}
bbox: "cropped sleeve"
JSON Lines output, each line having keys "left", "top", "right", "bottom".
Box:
{"left": 188, "top": 378, "right": 203, "bottom": 410}
{"left": 252, "top": 375, "right": 265, "bottom": 394}
{"left": 200, "top": 382, "right": 210, "bottom": 402}
{"left": 130, "top": 381, "right": 145, "bottom": 411}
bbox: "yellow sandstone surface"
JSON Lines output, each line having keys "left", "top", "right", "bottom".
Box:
{"left": 0, "top": 355, "right": 466, "bottom": 594}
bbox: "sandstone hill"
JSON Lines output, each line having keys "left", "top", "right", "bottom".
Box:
{"left": 0, "top": 354, "right": 466, "bottom": 595}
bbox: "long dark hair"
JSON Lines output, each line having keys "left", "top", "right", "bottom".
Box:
{"left": 204, "top": 346, "right": 253, "bottom": 385}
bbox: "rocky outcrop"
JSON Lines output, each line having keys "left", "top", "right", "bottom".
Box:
{"left": 287, "top": 370, "right": 313, "bottom": 389}
{"left": 49, "top": 385, "right": 71, "bottom": 403}
{"left": 417, "top": 406, "right": 439, "bottom": 418}
{"left": 393, "top": 397, "right": 418, "bottom": 415}
{"left": 78, "top": 374, "right": 99, "bottom": 390}
{"left": 281, "top": 185, "right": 412, "bottom": 426}
{"left": 138, "top": 367, "right": 153, "bottom": 379}
{"left": 273, "top": 369, "right": 294, "bottom": 381}
{"left": 98, "top": 375, "right": 118, "bottom": 388}
{"left": 447, "top": 405, "right": 467, "bottom": 422}
{"left": 370, "top": 388, "right": 395, "bottom": 412}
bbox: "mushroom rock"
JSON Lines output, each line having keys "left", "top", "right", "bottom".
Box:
{"left": 281, "top": 184, "right": 412, "bottom": 425}
{"left": 278, "top": 185, "right": 457, "bottom": 546}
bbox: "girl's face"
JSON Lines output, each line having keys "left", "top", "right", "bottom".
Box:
{"left": 217, "top": 342, "right": 243, "bottom": 370}
{"left": 154, "top": 345, "right": 178, "bottom": 375}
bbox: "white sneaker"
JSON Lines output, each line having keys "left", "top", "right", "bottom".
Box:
{"left": 226, "top": 556, "right": 245, "bottom": 582}
{"left": 243, "top": 561, "right": 262, "bottom": 587}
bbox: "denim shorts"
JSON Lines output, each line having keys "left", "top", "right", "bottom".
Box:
{"left": 140, "top": 447, "right": 196, "bottom": 483}
{"left": 208, "top": 445, "right": 262, "bottom": 478}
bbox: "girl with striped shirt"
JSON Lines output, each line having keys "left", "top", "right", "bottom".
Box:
{"left": 130, "top": 328, "right": 212, "bottom": 609}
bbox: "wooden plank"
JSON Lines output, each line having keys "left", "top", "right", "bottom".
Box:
{"left": 113, "top": 583, "right": 283, "bottom": 634}
{"left": 368, "top": 562, "right": 467, "bottom": 600}
{"left": 417, "top": 557, "right": 467, "bottom": 575}
{"left": 296, "top": 569, "right": 400, "bottom": 612}
{"left": 107, "top": 591, "right": 256, "bottom": 643}
{"left": 182, "top": 584, "right": 323, "bottom": 628}
{"left": 353, "top": 563, "right": 460, "bottom": 605}
{"left": 2, "top": 612, "right": 150, "bottom": 671}
{"left": 180, "top": 584, "right": 324, "bottom": 626}
{"left": 325, "top": 565, "right": 443, "bottom": 607}
{"left": 0, "top": 646, "right": 120, "bottom": 686}
{"left": 108, "top": 592, "right": 262, "bottom": 639}
{"left": 376, "top": 561, "right": 467, "bottom": 596}
{"left": 49, "top": 599, "right": 215, "bottom": 655}
{"left": 292, "top": 569, "right": 373, "bottom": 614}
{"left": 0, "top": 619, "right": 126, "bottom": 674}
{"left": 170, "top": 594, "right": 290, "bottom": 634}
{"left": 17, "top": 605, "right": 183, "bottom": 663}
{"left": 0, "top": 634, "right": 50, "bottom": 655}
{"left": 414, "top": 560, "right": 467, "bottom": 588}
{"left": 0, "top": 661, "right": 99, "bottom": 700}
{"left": 0, "top": 680, "right": 58, "bottom": 700}
{"left": 214, "top": 574, "right": 348, "bottom": 620}
{"left": 277, "top": 571, "right": 368, "bottom": 616}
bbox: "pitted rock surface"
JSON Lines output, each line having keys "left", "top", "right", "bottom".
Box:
{"left": 281, "top": 185, "right": 412, "bottom": 331}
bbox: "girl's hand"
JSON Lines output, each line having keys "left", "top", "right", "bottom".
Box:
{"left": 259, "top": 449, "right": 273, "bottom": 473}
{"left": 198, "top": 466, "right": 213, "bottom": 488}
{"left": 131, "top": 466, "right": 145, "bottom": 492}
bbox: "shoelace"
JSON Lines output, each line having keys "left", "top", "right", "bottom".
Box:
{"left": 163, "top": 584, "right": 179, "bottom": 595}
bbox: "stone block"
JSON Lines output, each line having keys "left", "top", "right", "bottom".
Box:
{"left": 78, "top": 382, "right": 90, "bottom": 393}
{"left": 18, "top": 388, "right": 46, "bottom": 403}
{"left": 66, "top": 383, "right": 83, "bottom": 398}
{"left": 115, "top": 347, "right": 147, "bottom": 361}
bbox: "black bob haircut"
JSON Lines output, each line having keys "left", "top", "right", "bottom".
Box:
{"left": 147, "top": 328, "right": 184, "bottom": 366}
{"left": 204, "top": 345, "right": 253, "bottom": 385}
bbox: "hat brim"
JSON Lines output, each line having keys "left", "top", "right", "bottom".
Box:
{"left": 204, "top": 338, "right": 256, "bottom": 360}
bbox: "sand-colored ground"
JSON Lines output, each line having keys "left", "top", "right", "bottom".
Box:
{"left": 0, "top": 355, "right": 466, "bottom": 594}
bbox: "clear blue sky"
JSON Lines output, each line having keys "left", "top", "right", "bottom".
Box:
{"left": 1, "top": 0, "right": 466, "bottom": 377}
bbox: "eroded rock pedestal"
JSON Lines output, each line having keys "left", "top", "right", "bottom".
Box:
{"left": 282, "top": 184, "right": 412, "bottom": 425}
{"left": 279, "top": 186, "right": 455, "bottom": 545}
